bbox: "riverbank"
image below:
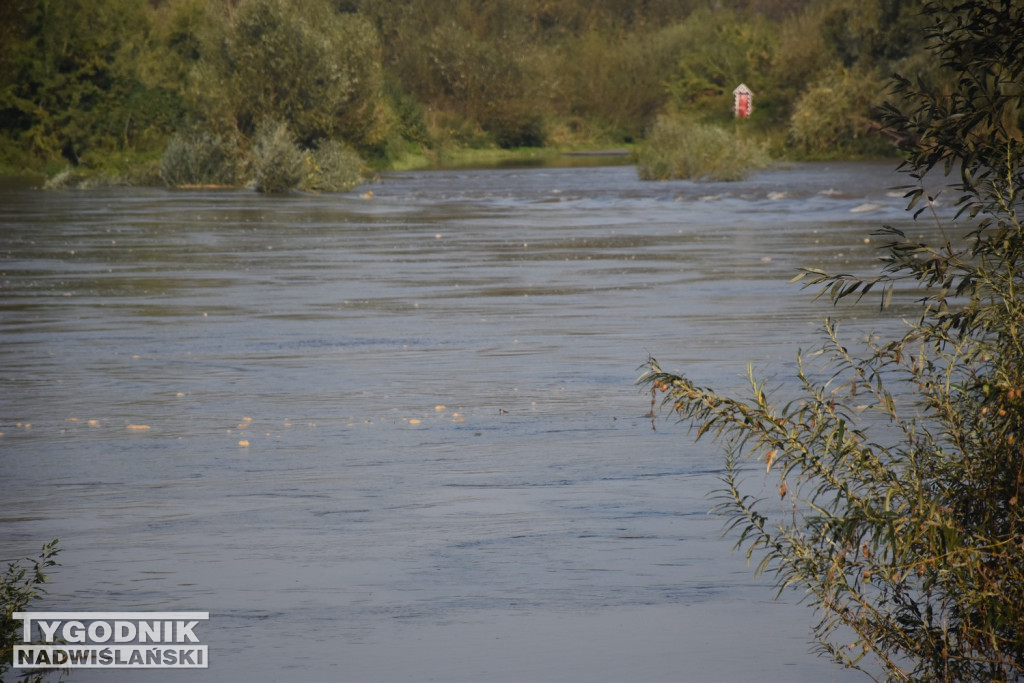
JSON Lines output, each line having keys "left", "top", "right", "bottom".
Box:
{"left": 5, "top": 144, "right": 638, "bottom": 190}
{"left": 306, "top": 143, "right": 634, "bottom": 173}
{"left": 5, "top": 139, "right": 902, "bottom": 190}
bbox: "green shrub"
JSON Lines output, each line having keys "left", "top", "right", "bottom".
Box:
{"left": 160, "top": 131, "right": 238, "bottom": 187}
{"left": 250, "top": 120, "right": 303, "bottom": 193}
{"left": 382, "top": 80, "right": 431, "bottom": 147}
{"left": 481, "top": 107, "right": 546, "bottom": 149}
{"left": 42, "top": 168, "right": 87, "bottom": 190}
{"left": 642, "top": 1, "right": 1024, "bottom": 679}
{"left": 300, "top": 140, "right": 365, "bottom": 193}
{"left": 789, "top": 66, "right": 887, "bottom": 156}
{"left": 424, "top": 110, "right": 492, "bottom": 151}
{"left": 635, "top": 115, "right": 770, "bottom": 181}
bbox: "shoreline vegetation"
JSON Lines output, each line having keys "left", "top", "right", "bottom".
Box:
{"left": 0, "top": 0, "right": 942, "bottom": 191}
{"left": 23, "top": 145, "right": 643, "bottom": 191}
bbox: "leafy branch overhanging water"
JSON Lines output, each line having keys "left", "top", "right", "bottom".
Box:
{"left": 641, "top": 1, "right": 1024, "bottom": 680}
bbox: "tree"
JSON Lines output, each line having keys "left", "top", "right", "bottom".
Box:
{"left": 664, "top": 8, "right": 777, "bottom": 121}
{"left": 364, "top": 2, "right": 547, "bottom": 149}
{"left": 553, "top": 25, "right": 684, "bottom": 141}
{"left": 769, "top": 0, "right": 933, "bottom": 149}
{"left": 190, "top": 0, "right": 385, "bottom": 148}
{"left": 0, "top": 0, "right": 178, "bottom": 169}
{"left": 641, "top": 1, "right": 1024, "bottom": 679}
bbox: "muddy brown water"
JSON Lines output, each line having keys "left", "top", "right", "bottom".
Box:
{"left": 1, "top": 162, "right": 937, "bottom": 681}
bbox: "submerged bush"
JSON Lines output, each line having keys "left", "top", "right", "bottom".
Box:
{"left": 42, "top": 167, "right": 88, "bottom": 190}
{"left": 300, "top": 140, "right": 366, "bottom": 193}
{"left": 642, "top": 1, "right": 1024, "bottom": 679}
{"left": 250, "top": 120, "right": 304, "bottom": 193}
{"left": 635, "top": 116, "right": 769, "bottom": 181}
{"left": 160, "top": 131, "right": 238, "bottom": 188}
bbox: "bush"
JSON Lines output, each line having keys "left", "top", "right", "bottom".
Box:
{"left": 481, "top": 106, "right": 546, "bottom": 149}
{"left": 300, "top": 140, "right": 366, "bottom": 193}
{"left": 160, "top": 131, "right": 238, "bottom": 187}
{"left": 1, "top": 540, "right": 61, "bottom": 682}
{"left": 641, "top": 1, "right": 1024, "bottom": 679}
{"left": 635, "top": 115, "right": 770, "bottom": 181}
{"left": 789, "top": 66, "right": 887, "bottom": 156}
{"left": 250, "top": 120, "right": 304, "bottom": 193}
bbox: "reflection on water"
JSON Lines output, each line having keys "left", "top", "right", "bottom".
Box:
{"left": 1, "top": 163, "right": 931, "bottom": 681}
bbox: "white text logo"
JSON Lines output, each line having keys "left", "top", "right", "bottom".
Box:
{"left": 12, "top": 612, "right": 209, "bottom": 669}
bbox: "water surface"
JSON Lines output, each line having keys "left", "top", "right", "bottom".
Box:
{"left": 1, "top": 162, "right": 932, "bottom": 681}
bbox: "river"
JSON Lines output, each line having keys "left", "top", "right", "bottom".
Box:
{"left": 1, "top": 161, "right": 927, "bottom": 681}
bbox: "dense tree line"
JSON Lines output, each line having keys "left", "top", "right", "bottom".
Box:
{"left": 0, "top": 0, "right": 948, "bottom": 185}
